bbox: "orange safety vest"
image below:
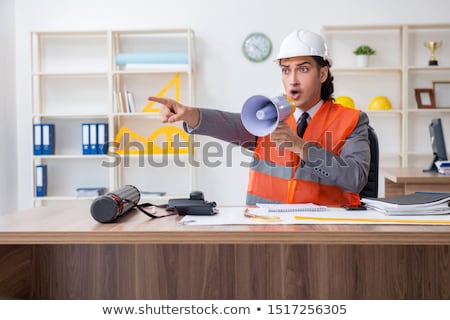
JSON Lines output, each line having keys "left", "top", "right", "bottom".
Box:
{"left": 247, "top": 101, "right": 361, "bottom": 207}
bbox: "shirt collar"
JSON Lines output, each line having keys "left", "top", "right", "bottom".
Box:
{"left": 293, "top": 100, "right": 323, "bottom": 122}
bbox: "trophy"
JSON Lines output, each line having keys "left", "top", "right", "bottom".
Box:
{"left": 424, "top": 41, "right": 443, "bottom": 66}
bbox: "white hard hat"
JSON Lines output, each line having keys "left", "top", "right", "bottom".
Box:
{"left": 274, "top": 29, "right": 332, "bottom": 66}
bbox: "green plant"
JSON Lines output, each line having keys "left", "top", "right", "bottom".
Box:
{"left": 353, "top": 45, "right": 376, "bottom": 55}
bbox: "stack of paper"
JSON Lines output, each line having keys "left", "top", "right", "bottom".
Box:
{"left": 362, "top": 192, "right": 450, "bottom": 215}
{"left": 76, "top": 187, "right": 108, "bottom": 198}
{"left": 436, "top": 161, "right": 450, "bottom": 175}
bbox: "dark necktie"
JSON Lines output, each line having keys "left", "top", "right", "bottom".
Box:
{"left": 297, "top": 112, "right": 309, "bottom": 138}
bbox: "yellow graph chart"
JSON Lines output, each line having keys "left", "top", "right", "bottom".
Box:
{"left": 114, "top": 125, "right": 190, "bottom": 155}
{"left": 141, "top": 73, "right": 180, "bottom": 112}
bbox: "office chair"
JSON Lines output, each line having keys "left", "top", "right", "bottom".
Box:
{"left": 359, "top": 126, "right": 379, "bottom": 199}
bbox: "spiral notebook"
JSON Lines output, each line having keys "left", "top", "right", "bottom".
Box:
{"left": 256, "top": 203, "right": 327, "bottom": 212}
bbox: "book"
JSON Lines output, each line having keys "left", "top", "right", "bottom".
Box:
{"left": 362, "top": 192, "right": 450, "bottom": 215}
{"left": 126, "top": 91, "right": 136, "bottom": 113}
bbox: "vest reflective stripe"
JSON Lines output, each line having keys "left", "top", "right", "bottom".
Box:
{"left": 246, "top": 101, "right": 361, "bottom": 206}
{"left": 246, "top": 193, "right": 281, "bottom": 205}
{"left": 247, "top": 169, "right": 294, "bottom": 203}
{"left": 286, "top": 180, "right": 361, "bottom": 206}
{"left": 250, "top": 157, "right": 293, "bottom": 180}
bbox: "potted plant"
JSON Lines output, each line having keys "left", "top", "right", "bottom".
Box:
{"left": 353, "top": 45, "right": 376, "bottom": 67}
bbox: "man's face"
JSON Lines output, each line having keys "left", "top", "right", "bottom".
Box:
{"left": 279, "top": 56, "right": 328, "bottom": 111}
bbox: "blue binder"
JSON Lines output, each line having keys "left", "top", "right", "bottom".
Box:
{"left": 35, "top": 165, "right": 47, "bottom": 197}
{"left": 89, "top": 123, "right": 98, "bottom": 154}
{"left": 33, "top": 124, "right": 42, "bottom": 155}
{"left": 82, "top": 123, "right": 90, "bottom": 155}
{"left": 97, "top": 123, "right": 108, "bottom": 154}
{"left": 41, "top": 124, "right": 55, "bottom": 155}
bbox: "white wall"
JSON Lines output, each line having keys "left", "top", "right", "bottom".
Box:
{"left": 0, "top": 0, "right": 17, "bottom": 214}
{"left": 13, "top": 0, "right": 450, "bottom": 209}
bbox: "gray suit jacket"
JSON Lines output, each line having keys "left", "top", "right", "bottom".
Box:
{"left": 186, "top": 107, "right": 370, "bottom": 193}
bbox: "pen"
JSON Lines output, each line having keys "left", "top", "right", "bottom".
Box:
{"left": 179, "top": 219, "right": 196, "bottom": 225}
{"left": 243, "top": 208, "right": 281, "bottom": 222}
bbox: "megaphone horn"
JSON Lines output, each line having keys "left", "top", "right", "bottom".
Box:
{"left": 241, "top": 95, "right": 296, "bottom": 137}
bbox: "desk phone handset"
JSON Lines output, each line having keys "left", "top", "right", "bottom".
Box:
{"left": 168, "top": 191, "right": 218, "bottom": 215}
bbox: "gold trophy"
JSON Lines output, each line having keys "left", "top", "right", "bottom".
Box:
{"left": 424, "top": 41, "right": 443, "bottom": 66}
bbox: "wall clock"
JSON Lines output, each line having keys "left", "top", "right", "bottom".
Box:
{"left": 242, "top": 32, "right": 272, "bottom": 62}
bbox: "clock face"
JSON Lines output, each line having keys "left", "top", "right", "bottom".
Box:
{"left": 242, "top": 32, "right": 272, "bottom": 62}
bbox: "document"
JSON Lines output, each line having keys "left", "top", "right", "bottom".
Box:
{"left": 362, "top": 192, "right": 450, "bottom": 215}
{"left": 177, "top": 207, "right": 450, "bottom": 225}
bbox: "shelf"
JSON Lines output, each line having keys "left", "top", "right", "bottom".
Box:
{"left": 31, "top": 29, "right": 196, "bottom": 207}
{"left": 33, "top": 155, "right": 110, "bottom": 160}
{"left": 366, "top": 110, "right": 402, "bottom": 116}
{"left": 113, "top": 112, "right": 160, "bottom": 119}
{"left": 332, "top": 67, "right": 402, "bottom": 73}
{"left": 33, "top": 196, "right": 97, "bottom": 201}
{"left": 408, "top": 66, "right": 450, "bottom": 71}
{"left": 407, "top": 109, "right": 450, "bottom": 114}
{"left": 323, "top": 23, "right": 450, "bottom": 168}
{"left": 114, "top": 65, "right": 191, "bottom": 74}
{"left": 32, "top": 72, "right": 108, "bottom": 77}
{"left": 33, "top": 113, "right": 109, "bottom": 119}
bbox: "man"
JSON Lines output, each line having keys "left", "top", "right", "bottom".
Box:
{"left": 148, "top": 29, "right": 370, "bottom": 207}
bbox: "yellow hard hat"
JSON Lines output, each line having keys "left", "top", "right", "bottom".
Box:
{"left": 335, "top": 96, "right": 355, "bottom": 109}
{"left": 368, "top": 96, "right": 392, "bottom": 110}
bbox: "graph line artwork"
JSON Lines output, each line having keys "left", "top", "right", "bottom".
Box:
{"left": 141, "top": 73, "right": 181, "bottom": 112}
{"left": 114, "top": 125, "right": 190, "bottom": 155}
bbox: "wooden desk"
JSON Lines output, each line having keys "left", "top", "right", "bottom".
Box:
{"left": 1, "top": 205, "right": 450, "bottom": 299}
{"left": 382, "top": 167, "right": 450, "bottom": 197}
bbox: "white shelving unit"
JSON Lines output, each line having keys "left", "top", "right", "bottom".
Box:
{"left": 322, "top": 24, "right": 450, "bottom": 169}
{"left": 31, "top": 29, "right": 196, "bottom": 207}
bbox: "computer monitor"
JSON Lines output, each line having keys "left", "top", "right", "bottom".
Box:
{"left": 423, "top": 118, "right": 448, "bottom": 172}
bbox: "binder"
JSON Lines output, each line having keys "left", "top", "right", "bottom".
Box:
{"left": 97, "top": 123, "right": 108, "bottom": 154}
{"left": 33, "top": 124, "right": 42, "bottom": 155}
{"left": 35, "top": 165, "right": 47, "bottom": 197}
{"left": 82, "top": 123, "right": 90, "bottom": 155}
{"left": 89, "top": 123, "right": 98, "bottom": 154}
{"left": 41, "top": 124, "right": 55, "bottom": 155}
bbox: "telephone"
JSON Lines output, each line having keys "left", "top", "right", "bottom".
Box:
{"left": 168, "top": 191, "right": 217, "bottom": 215}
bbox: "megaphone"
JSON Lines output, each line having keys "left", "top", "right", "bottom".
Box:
{"left": 241, "top": 95, "right": 296, "bottom": 136}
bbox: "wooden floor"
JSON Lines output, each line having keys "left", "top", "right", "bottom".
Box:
{"left": 2, "top": 243, "right": 449, "bottom": 299}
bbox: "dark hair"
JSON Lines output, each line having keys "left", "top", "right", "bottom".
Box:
{"left": 312, "top": 56, "right": 334, "bottom": 101}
